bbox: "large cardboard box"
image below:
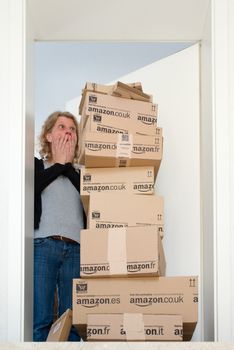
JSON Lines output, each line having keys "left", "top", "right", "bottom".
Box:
{"left": 80, "top": 166, "right": 155, "bottom": 215}
{"left": 78, "top": 132, "right": 162, "bottom": 176}
{"left": 81, "top": 112, "right": 161, "bottom": 136}
{"left": 79, "top": 91, "right": 157, "bottom": 131}
{"left": 46, "top": 309, "right": 72, "bottom": 342}
{"left": 80, "top": 227, "right": 165, "bottom": 278}
{"left": 87, "top": 313, "right": 183, "bottom": 341}
{"left": 73, "top": 276, "right": 198, "bottom": 341}
{"left": 87, "top": 193, "right": 164, "bottom": 237}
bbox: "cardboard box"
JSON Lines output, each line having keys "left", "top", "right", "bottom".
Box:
{"left": 79, "top": 82, "right": 145, "bottom": 114}
{"left": 79, "top": 91, "right": 157, "bottom": 131}
{"left": 79, "top": 83, "right": 113, "bottom": 115}
{"left": 73, "top": 276, "right": 198, "bottom": 341}
{"left": 82, "top": 91, "right": 157, "bottom": 117}
{"left": 87, "top": 192, "right": 164, "bottom": 237}
{"left": 111, "top": 81, "right": 152, "bottom": 102}
{"left": 78, "top": 132, "right": 163, "bottom": 178}
{"left": 46, "top": 309, "right": 72, "bottom": 341}
{"left": 81, "top": 112, "right": 161, "bottom": 136}
{"left": 87, "top": 313, "right": 183, "bottom": 341}
{"left": 80, "top": 166, "right": 155, "bottom": 215}
{"left": 80, "top": 227, "right": 165, "bottom": 278}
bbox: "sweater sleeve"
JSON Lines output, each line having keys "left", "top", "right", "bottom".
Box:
{"left": 34, "top": 157, "right": 67, "bottom": 195}
{"left": 35, "top": 158, "right": 81, "bottom": 194}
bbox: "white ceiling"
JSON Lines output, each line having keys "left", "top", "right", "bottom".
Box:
{"left": 27, "top": 0, "right": 210, "bottom": 41}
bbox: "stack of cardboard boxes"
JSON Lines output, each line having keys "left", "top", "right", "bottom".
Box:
{"left": 72, "top": 82, "right": 198, "bottom": 342}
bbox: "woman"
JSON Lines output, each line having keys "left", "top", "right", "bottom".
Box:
{"left": 34, "top": 111, "right": 85, "bottom": 341}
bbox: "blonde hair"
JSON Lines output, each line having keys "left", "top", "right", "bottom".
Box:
{"left": 39, "top": 111, "right": 79, "bottom": 164}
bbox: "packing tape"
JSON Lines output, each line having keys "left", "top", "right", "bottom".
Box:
{"left": 123, "top": 313, "right": 145, "bottom": 341}
{"left": 115, "top": 157, "right": 131, "bottom": 168}
{"left": 92, "top": 83, "right": 97, "bottom": 91}
{"left": 107, "top": 228, "right": 127, "bottom": 275}
{"left": 52, "top": 321, "right": 61, "bottom": 334}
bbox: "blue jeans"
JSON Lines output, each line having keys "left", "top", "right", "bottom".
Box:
{"left": 33, "top": 237, "right": 81, "bottom": 341}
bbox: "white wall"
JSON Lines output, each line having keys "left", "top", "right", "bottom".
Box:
{"left": 212, "top": 0, "right": 233, "bottom": 341}
{"left": 27, "top": 0, "right": 210, "bottom": 41}
{"left": 0, "top": 0, "right": 26, "bottom": 341}
{"left": 0, "top": 0, "right": 35, "bottom": 340}
{"left": 0, "top": 0, "right": 10, "bottom": 340}
{"left": 200, "top": 2, "right": 214, "bottom": 341}
{"left": 24, "top": 1, "right": 35, "bottom": 341}
{"left": 229, "top": 0, "right": 234, "bottom": 341}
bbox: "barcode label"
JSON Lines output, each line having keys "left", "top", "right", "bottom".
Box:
{"left": 116, "top": 134, "right": 133, "bottom": 159}
{"left": 121, "top": 134, "right": 129, "bottom": 142}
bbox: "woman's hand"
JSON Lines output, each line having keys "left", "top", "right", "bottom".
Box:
{"left": 51, "top": 134, "right": 69, "bottom": 164}
{"left": 65, "top": 134, "right": 76, "bottom": 163}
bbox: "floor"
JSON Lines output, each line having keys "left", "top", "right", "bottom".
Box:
{"left": 0, "top": 342, "right": 233, "bottom": 350}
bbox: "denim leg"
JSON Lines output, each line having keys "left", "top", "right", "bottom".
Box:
{"left": 57, "top": 242, "right": 81, "bottom": 341}
{"left": 33, "top": 238, "right": 60, "bottom": 341}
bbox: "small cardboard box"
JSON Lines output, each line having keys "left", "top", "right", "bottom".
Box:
{"left": 79, "top": 91, "right": 157, "bottom": 131}
{"left": 111, "top": 81, "right": 152, "bottom": 102}
{"left": 87, "top": 313, "right": 183, "bottom": 341}
{"left": 80, "top": 166, "right": 155, "bottom": 215}
{"left": 73, "top": 276, "right": 198, "bottom": 341}
{"left": 46, "top": 309, "right": 72, "bottom": 342}
{"left": 80, "top": 227, "right": 165, "bottom": 278}
{"left": 81, "top": 112, "right": 160, "bottom": 136}
{"left": 87, "top": 192, "right": 164, "bottom": 237}
{"left": 78, "top": 132, "right": 162, "bottom": 178}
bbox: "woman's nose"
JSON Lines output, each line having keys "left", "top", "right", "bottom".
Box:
{"left": 65, "top": 131, "right": 72, "bottom": 136}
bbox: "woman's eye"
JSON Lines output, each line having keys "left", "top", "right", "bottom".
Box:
{"left": 70, "top": 127, "right": 76, "bottom": 132}
{"left": 58, "top": 124, "right": 64, "bottom": 129}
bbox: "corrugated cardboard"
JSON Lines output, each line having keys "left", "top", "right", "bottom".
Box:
{"left": 46, "top": 309, "right": 72, "bottom": 342}
{"left": 111, "top": 81, "right": 152, "bottom": 102}
{"left": 79, "top": 91, "right": 157, "bottom": 131}
{"left": 79, "top": 82, "right": 144, "bottom": 114}
{"left": 80, "top": 227, "right": 165, "bottom": 278}
{"left": 78, "top": 132, "right": 162, "bottom": 178}
{"left": 87, "top": 192, "right": 164, "bottom": 237}
{"left": 79, "top": 83, "right": 113, "bottom": 115}
{"left": 81, "top": 112, "right": 160, "bottom": 136}
{"left": 80, "top": 166, "right": 155, "bottom": 215}
{"left": 82, "top": 91, "right": 157, "bottom": 116}
{"left": 87, "top": 313, "right": 183, "bottom": 341}
{"left": 73, "top": 276, "right": 198, "bottom": 341}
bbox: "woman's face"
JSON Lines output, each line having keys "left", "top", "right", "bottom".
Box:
{"left": 46, "top": 116, "right": 77, "bottom": 143}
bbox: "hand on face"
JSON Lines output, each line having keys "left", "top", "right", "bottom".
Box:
{"left": 51, "top": 134, "right": 70, "bottom": 164}
{"left": 65, "top": 133, "right": 76, "bottom": 163}
{"left": 47, "top": 116, "right": 78, "bottom": 164}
